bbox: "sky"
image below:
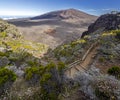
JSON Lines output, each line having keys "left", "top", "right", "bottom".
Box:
{"left": 0, "top": 0, "right": 120, "bottom": 16}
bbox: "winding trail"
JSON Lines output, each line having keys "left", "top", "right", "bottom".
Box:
{"left": 65, "top": 42, "right": 99, "bottom": 78}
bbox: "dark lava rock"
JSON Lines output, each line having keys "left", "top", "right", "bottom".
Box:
{"left": 82, "top": 12, "right": 120, "bottom": 37}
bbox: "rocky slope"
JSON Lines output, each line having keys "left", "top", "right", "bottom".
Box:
{"left": 81, "top": 12, "right": 120, "bottom": 37}
{"left": 48, "top": 12, "right": 120, "bottom": 100}
{"left": 8, "top": 9, "right": 97, "bottom": 49}
{"left": 50, "top": 12, "right": 120, "bottom": 71}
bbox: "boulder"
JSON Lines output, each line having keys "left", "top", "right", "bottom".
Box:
{"left": 7, "top": 66, "right": 25, "bottom": 77}
{"left": 0, "top": 57, "right": 9, "bottom": 67}
{"left": 60, "top": 57, "right": 67, "bottom": 63}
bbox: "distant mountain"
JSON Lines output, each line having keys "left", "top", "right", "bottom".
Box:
{"left": 8, "top": 8, "right": 97, "bottom": 49}
{"left": 30, "top": 8, "right": 97, "bottom": 20}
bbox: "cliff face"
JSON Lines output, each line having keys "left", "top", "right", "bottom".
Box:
{"left": 82, "top": 12, "right": 120, "bottom": 37}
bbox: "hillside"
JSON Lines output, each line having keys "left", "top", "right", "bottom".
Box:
{"left": 8, "top": 9, "right": 97, "bottom": 49}
{"left": 0, "top": 19, "right": 49, "bottom": 95}
{"left": 0, "top": 19, "right": 72, "bottom": 99}
{"left": 0, "top": 12, "right": 120, "bottom": 100}
{"left": 0, "top": 19, "right": 48, "bottom": 58}
{"left": 50, "top": 12, "right": 120, "bottom": 72}
{"left": 46, "top": 12, "right": 120, "bottom": 99}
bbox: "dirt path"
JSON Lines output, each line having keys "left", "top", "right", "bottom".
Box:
{"left": 66, "top": 43, "right": 99, "bottom": 78}
{"left": 79, "top": 45, "right": 99, "bottom": 69}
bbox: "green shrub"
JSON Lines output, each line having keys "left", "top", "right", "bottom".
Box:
{"left": 25, "top": 62, "right": 56, "bottom": 81}
{"left": 9, "top": 49, "right": 31, "bottom": 63}
{"left": 71, "top": 39, "right": 86, "bottom": 47}
{"left": 25, "top": 66, "right": 45, "bottom": 81}
{"left": 0, "top": 67, "right": 17, "bottom": 87}
{"left": 115, "top": 30, "right": 120, "bottom": 40}
{"left": 24, "top": 62, "right": 65, "bottom": 100}
{"left": 40, "top": 72, "right": 58, "bottom": 100}
{"left": 46, "top": 62, "right": 56, "bottom": 71}
{"left": 99, "top": 57, "right": 105, "bottom": 62}
{"left": 58, "top": 62, "right": 65, "bottom": 73}
{"left": 40, "top": 73, "right": 51, "bottom": 84}
{"left": 0, "top": 51, "right": 7, "bottom": 57}
{"left": 40, "top": 62, "right": 65, "bottom": 100}
{"left": 108, "top": 66, "right": 120, "bottom": 78}
{"left": 0, "top": 32, "right": 7, "bottom": 38}
{"left": 26, "top": 59, "right": 40, "bottom": 67}
{"left": 48, "top": 92, "right": 57, "bottom": 100}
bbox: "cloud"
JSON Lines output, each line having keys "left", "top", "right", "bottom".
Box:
{"left": 87, "top": 9, "right": 97, "bottom": 12}
{"left": 101, "top": 8, "right": 112, "bottom": 11}
{"left": 86, "top": 8, "right": 119, "bottom": 12}
{"left": 0, "top": 10, "right": 40, "bottom": 16}
{"left": 86, "top": 9, "right": 97, "bottom": 12}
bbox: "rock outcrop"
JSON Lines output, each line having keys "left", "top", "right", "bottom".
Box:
{"left": 82, "top": 12, "right": 120, "bottom": 37}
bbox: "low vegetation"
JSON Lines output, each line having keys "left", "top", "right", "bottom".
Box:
{"left": 95, "top": 79, "right": 118, "bottom": 100}
{"left": 53, "top": 37, "right": 94, "bottom": 64}
{"left": 0, "top": 19, "right": 49, "bottom": 98}
{"left": 25, "top": 62, "right": 65, "bottom": 100}
{"left": 108, "top": 66, "right": 120, "bottom": 78}
{"left": 72, "top": 67, "right": 120, "bottom": 100}
{"left": 0, "top": 67, "right": 17, "bottom": 94}
{"left": 0, "top": 14, "right": 120, "bottom": 100}
{"left": 115, "top": 30, "right": 120, "bottom": 40}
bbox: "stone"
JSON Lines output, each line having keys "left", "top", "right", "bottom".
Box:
{"left": 7, "top": 66, "right": 25, "bottom": 77}
{"left": 0, "top": 57, "right": 9, "bottom": 67}
{"left": 0, "top": 47, "right": 6, "bottom": 53}
{"left": 82, "top": 12, "right": 120, "bottom": 37}
{"left": 20, "top": 63, "right": 28, "bottom": 70}
{"left": 60, "top": 57, "right": 67, "bottom": 63}
{"left": 15, "top": 69, "right": 24, "bottom": 77}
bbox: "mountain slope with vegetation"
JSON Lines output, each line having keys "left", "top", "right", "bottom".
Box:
{"left": 0, "top": 12, "right": 120, "bottom": 100}
{"left": 0, "top": 19, "right": 50, "bottom": 97}
{"left": 44, "top": 12, "right": 120, "bottom": 99}
{"left": 0, "top": 19, "right": 71, "bottom": 100}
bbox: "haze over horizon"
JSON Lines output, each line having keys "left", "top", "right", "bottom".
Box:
{"left": 0, "top": 0, "right": 120, "bottom": 17}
